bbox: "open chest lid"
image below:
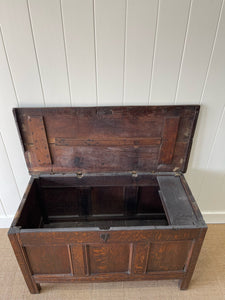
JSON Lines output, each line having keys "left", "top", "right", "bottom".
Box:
{"left": 14, "top": 105, "right": 199, "bottom": 175}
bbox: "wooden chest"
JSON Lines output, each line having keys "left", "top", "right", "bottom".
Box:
{"left": 8, "top": 106, "right": 207, "bottom": 294}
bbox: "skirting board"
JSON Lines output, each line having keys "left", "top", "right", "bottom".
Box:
{"left": 202, "top": 212, "right": 225, "bottom": 224}
{"left": 0, "top": 216, "right": 13, "bottom": 228}
{"left": 0, "top": 213, "right": 225, "bottom": 228}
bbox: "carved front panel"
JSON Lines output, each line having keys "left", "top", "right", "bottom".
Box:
{"left": 147, "top": 240, "right": 193, "bottom": 272}
{"left": 25, "top": 245, "right": 71, "bottom": 274}
{"left": 87, "top": 243, "right": 131, "bottom": 274}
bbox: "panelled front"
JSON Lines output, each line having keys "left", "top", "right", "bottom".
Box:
{"left": 21, "top": 230, "right": 196, "bottom": 279}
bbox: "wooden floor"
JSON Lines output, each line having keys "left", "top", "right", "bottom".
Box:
{"left": 0, "top": 224, "right": 224, "bottom": 300}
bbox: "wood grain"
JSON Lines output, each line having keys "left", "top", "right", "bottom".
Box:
{"left": 159, "top": 117, "right": 180, "bottom": 164}
{"left": 157, "top": 175, "right": 198, "bottom": 225}
{"left": 8, "top": 230, "right": 41, "bottom": 294}
{"left": 14, "top": 106, "right": 199, "bottom": 174}
{"left": 28, "top": 116, "right": 52, "bottom": 166}
{"left": 88, "top": 243, "right": 130, "bottom": 274}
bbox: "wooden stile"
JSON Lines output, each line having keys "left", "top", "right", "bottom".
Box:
{"left": 28, "top": 116, "right": 52, "bottom": 166}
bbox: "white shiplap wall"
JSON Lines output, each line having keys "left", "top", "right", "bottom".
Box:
{"left": 0, "top": 0, "right": 225, "bottom": 227}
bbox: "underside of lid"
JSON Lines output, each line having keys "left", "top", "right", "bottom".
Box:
{"left": 13, "top": 105, "right": 199, "bottom": 175}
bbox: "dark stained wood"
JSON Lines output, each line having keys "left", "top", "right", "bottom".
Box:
{"left": 138, "top": 186, "right": 164, "bottom": 213}
{"left": 55, "top": 137, "right": 161, "bottom": 147}
{"left": 70, "top": 245, "right": 86, "bottom": 276}
{"left": 28, "top": 116, "right": 52, "bottom": 166}
{"left": 19, "top": 228, "right": 202, "bottom": 245}
{"left": 42, "top": 218, "right": 168, "bottom": 229}
{"left": 125, "top": 186, "right": 138, "bottom": 215}
{"left": 87, "top": 243, "right": 130, "bottom": 274}
{"left": 179, "top": 227, "right": 207, "bottom": 290}
{"left": 132, "top": 243, "right": 149, "bottom": 274}
{"left": 147, "top": 240, "right": 193, "bottom": 272}
{"left": 39, "top": 173, "right": 158, "bottom": 188}
{"left": 14, "top": 106, "right": 200, "bottom": 174}
{"left": 16, "top": 180, "right": 42, "bottom": 229}
{"left": 157, "top": 175, "right": 198, "bottom": 225}
{"left": 8, "top": 230, "right": 41, "bottom": 294}
{"left": 25, "top": 245, "right": 71, "bottom": 274}
{"left": 15, "top": 176, "right": 169, "bottom": 229}
{"left": 8, "top": 105, "right": 206, "bottom": 294}
{"left": 12, "top": 227, "right": 205, "bottom": 292}
{"left": 92, "top": 187, "right": 124, "bottom": 215}
{"left": 33, "top": 271, "right": 185, "bottom": 283}
{"left": 79, "top": 188, "right": 91, "bottom": 216}
{"left": 91, "top": 187, "right": 124, "bottom": 215}
{"left": 42, "top": 187, "right": 80, "bottom": 217}
{"left": 159, "top": 117, "right": 180, "bottom": 164}
{"left": 180, "top": 174, "right": 206, "bottom": 224}
{"left": 10, "top": 177, "right": 36, "bottom": 228}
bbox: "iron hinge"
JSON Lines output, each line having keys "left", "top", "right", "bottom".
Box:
{"left": 175, "top": 172, "right": 181, "bottom": 177}
{"left": 131, "top": 171, "right": 138, "bottom": 177}
{"left": 76, "top": 171, "right": 83, "bottom": 179}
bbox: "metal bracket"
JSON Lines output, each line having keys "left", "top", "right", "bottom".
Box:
{"left": 76, "top": 172, "right": 83, "bottom": 179}
{"left": 131, "top": 171, "right": 138, "bottom": 177}
{"left": 175, "top": 172, "right": 181, "bottom": 177}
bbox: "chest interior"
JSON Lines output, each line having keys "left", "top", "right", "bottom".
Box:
{"left": 13, "top": 105, "right": 200, "bottom": 231}
{"left": 16, "top": 174, "right": 170, "bottom": 230}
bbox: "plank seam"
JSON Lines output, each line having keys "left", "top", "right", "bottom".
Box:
{"left": 199, "top": 0, "right": 225, "bottom": 105}
{"left": 26, "top": 0, "right": 46, "bottom": 106}
{"left": 196, "top": 105, "right": 225, "bottom": 200}
{"left": 205, "top": 105, "right": 225, "bottom": 169}
{"left": 0, "top": 197, "right": 7, "bottom": 216}
{"left": 0, "top": 133, "right": 21, "bottom": 213}
{"left": 93, "top": 0, "right": 99, "bottom": 106}
{"left": 59, "top": 0, "right": 72, "bottom": 106}
{"left": 122, "top": 0, "right": 128, "bottom": 106}
{"left": 0, "top": 27, "right": 19, "bottom": 107}
{"left": 148, "top": 0, "right": 160, "bottom": 104}
{"left": 174, "top": 0, "right": 193, "bottom": 104}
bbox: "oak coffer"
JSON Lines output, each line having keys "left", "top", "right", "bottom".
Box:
{"left": 8, "top": 106, "right": 207, "bottom": 294}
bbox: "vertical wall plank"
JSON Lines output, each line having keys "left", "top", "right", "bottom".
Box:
{"left": 186, "top": 3, "right": 225, "bottom": 209}
{"left": 220, "top": 175, "right": 225, "bottom": 210}
{"left": 0, "top": 199, "right": 6, "bottom": 217}
{"left": 28, "top": 0, "right": 71, "bottom": 106}
{"left": 62, "top": 0, "right": 97, "bottom": 106}
{"left": 0, "top": 0, "right": 44, "bottom": 106}
{"left": 197, "top": 108, "right": 225, "bottom": 211}
{"left": 175, "top": 0, "right": 222, "bottom": 104}
{"left": 0, "top": 133, "right": 21, "bottom": 215}
{"left": 124, "top": 0, "right": 158, "bottom": 105}
{"left": 0, "top": 30, "right": 29, "bottom": 197}
{"left": 94, "top": 0, "right": 126, "bottom": 105}
{"left": 149, "top": 0, "right": 190, "bottom": 104}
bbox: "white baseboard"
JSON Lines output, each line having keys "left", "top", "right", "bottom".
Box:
{"left": 0, "top": 213, "right": 225, "bottom": 228}
{"left": 202, "top": 212, "right": 225, "bottom": 224}
{"left": 0, "top": 216, "right": 13, "bottom": 228}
